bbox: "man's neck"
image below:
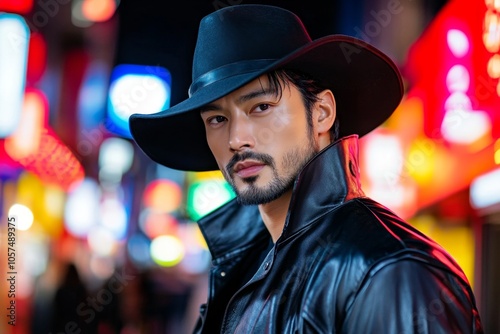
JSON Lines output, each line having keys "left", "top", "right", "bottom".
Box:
{"left": 258, "top": 189, "right": 293, "bottom": 243}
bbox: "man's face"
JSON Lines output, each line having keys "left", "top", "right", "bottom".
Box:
{"left": 200, "top": 75, "right": 319, "bottom": 205}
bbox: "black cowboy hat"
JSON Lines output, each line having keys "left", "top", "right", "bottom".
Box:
{"left": 129, "top": 4, "right": 403, "bottom": 171}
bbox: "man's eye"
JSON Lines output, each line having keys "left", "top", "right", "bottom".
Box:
{"left": 208, "top": 115, "right": 226, "bottom": 124}
{"left": 255, "top": 104, "right": 270, "bottom": 112}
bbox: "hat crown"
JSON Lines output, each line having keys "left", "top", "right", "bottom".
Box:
{"left": 192, "top": 5, "right": 312, "bottom": 82}
{"left": 130, "top": 5, "right": 403, "bottom": 172}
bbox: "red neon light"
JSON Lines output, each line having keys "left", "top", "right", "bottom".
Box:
{"left": 0, "top": 140, "right": 22, "bottom": 172}
{"left": 405, "top": 0, "right": 500, "bottom": 139}
{"left": 3, "top": 89, "right": 85, "bottom": 190}
{"left": 27, "top": 32, "right": 47, "bottom": 85}
{"left": 0, "top": 0, "right": 34, "bottom": 14}
{"left": 14, "top": 128, "right": 85, "bottom": 190}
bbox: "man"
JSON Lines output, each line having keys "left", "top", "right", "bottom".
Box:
{"left": 129, "top": 4, "right": 483, "bottom": 333}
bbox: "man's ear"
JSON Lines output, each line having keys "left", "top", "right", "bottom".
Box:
{"left": 314, "top": 89, "right": 336, "bottom": 136}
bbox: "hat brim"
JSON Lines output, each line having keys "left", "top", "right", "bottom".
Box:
{"left": 129, "top": 35, "right": 403, "bottom": 171}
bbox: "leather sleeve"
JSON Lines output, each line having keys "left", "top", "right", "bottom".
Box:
{"left": 341, "top": 259, "right": 483, "bottom": 334}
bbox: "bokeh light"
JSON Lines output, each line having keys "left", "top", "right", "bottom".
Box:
{"left": 87, "top": 226, "right": 117, "bottom": 256}
{"left": 107, "top": 64, "right": 171, "bottom": 137}
{"left": 447, "top": 29, "right": 469, "bottom": 57}
{"left": 127, "top": 233, "right": 152, "bottom": 267}
{"left": 64, "top": 178, "right": 100, "bottom": 237}
{"left": 8, "top": 203, "right": 34, "bottom": 231}
{"left": 186, "top": 177, "right": 235, "bottom": 221}
{"left": 0, "top": 13, "right": 29, "bottom": 138}
{"left": 98, "top": 137, "right": 134, "bottom": 179}
{"left": 139, "top": 210, "right": 178, "bottom": 239}
{"left": 143, "top": 179, "right": 183, "bottom": 213}
{"left": 99, "top": 197, "right": 128, "bottom": 240}
{"left": 150, "top": 235, "right": 185, "bottom": 267}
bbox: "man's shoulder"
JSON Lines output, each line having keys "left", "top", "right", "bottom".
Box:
{"left": 317, "top": 196, "right": 425, "bottom": 253}
{"left": 311, "top": 197, "right": 467, "bottom": 281}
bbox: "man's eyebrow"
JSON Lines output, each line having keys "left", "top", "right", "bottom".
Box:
{"left": 199, "top": 105, "right": 221, "bottom": 114}
{"left": 199, "top": 88, "right": 277, "bottom": 114}
{"left": 237, "top": 88, "right": 276, "bottom": 104}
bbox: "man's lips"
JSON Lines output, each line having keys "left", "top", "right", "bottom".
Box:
{"left": 233, "top": 161, "right": 266, "bottom": 178}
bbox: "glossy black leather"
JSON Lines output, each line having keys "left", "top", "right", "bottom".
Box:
{"left": 194, "top": 135, "right": 483, "bottom": 333}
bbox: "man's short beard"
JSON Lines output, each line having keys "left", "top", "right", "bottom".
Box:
{"left": 223, "top": 140, "right": 318, "bottom": 206}
{"left": 233, "top": 167, "right": 296, "bottom": 205}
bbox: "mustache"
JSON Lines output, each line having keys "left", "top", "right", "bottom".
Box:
{"left": 226, "top": 151, "right": 275, "bottom": 174}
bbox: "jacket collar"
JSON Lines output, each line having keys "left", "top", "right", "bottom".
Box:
{"left": 279, "top": 134, "right": 364, "bottom": 242}
{"left": 198, "top": 135, "right": 364, "bottom": 261}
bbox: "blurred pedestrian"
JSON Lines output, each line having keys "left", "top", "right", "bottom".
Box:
{"left": 50, "top": 263, "right": 97, "bottom": 333}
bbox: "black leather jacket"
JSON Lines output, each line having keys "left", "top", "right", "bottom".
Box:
{"left": 193, "top": 136, "right": 483, "bottom": 333}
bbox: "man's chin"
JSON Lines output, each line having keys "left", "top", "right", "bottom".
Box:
{"left": 234, "top": 184, "right": 293, "bottom": 206}
{"left": 236, "top": 194, "right": 277, "bottom": 206}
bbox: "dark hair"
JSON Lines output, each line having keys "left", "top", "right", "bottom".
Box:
{"left": 265, "top": 69, "right": 340, "bottom": 141}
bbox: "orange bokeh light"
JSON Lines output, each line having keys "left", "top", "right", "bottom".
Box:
{"left": 142, "top": 211, "right": 178, "bottom": 239}
{"left": 5, "top": 89, "right": 47, "bottom": 160}
{"left": 143, "top": 179, "right": 183, "bottom": 213}
{"left": 82, "top": 0, "right": 117, "bottom": 22}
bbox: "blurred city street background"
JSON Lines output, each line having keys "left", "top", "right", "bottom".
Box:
{"left": 1, "top": 0, "right": 500, "bottom": 333}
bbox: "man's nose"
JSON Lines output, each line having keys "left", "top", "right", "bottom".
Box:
{"left": 228, "top": 115, "right": 255, "bottom": 152}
